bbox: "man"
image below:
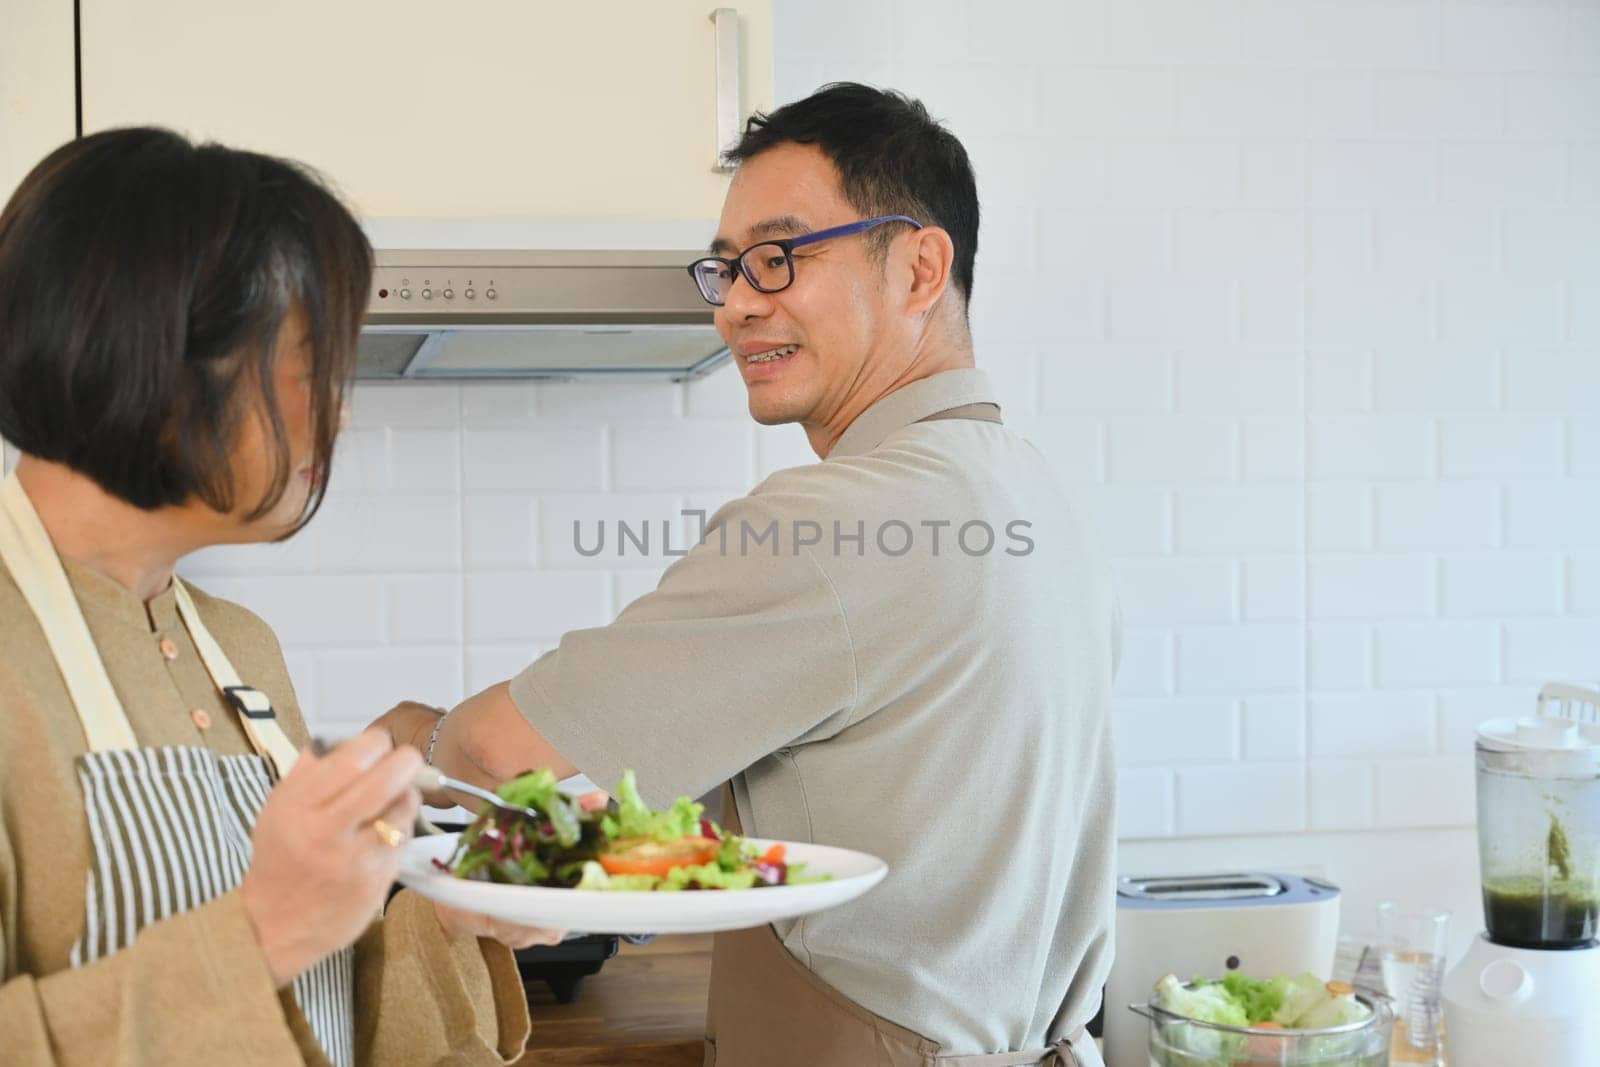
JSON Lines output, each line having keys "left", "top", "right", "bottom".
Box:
{"left": 382, "top": 84, "right": 1118, "bottom": 1066}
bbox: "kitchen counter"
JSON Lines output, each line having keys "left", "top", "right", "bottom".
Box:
{"left": 516, "top": 934, "right": 711, "bottom": 1066}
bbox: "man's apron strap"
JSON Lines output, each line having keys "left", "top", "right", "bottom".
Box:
{"left": 934, "top": 1027, "right": 1091, "bottom": 1066}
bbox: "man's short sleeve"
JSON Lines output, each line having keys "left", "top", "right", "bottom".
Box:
{"left": 507, "top": 495, "right": 858, "bottom": 805}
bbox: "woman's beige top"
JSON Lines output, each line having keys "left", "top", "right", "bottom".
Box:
{"left": 0, "top": 557, "right": 531, "bottom": 1064}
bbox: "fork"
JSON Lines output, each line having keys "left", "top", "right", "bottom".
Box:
{"left": 413, "top": 765, "right": 544, "bottom": 823}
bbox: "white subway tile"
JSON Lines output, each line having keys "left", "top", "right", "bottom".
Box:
{"left": 1115, "top": 698, "right": 1240, "bottom": 765}
{"left": 465, "top": 571, "right": 610, "bottom": 643}
{"left": 1175, "top": 347, "right": 1302, "bottom": 415}
{"left": 1505, "top": 348, "right": 1600, "bottom": 414}
{"left": 1309, "top": 143, "right": 1435, "bottom": 207}
{"left": 386, "top": 429, "right": 460, "bottom": 493}
{"left": 1376, "top": 483, "right": 1500, "bottom": 550}
{"left": 1374, "top": 345, "right": 1499, "bottom": 413}
{"left": 307, "top": 495, "right": 462, "bottom": 572}
{"left": 613, "top": 566, "right": 670, "bottom": 618}
{"left": 1309, "top": 486, "right": 1374, "bottom": 552}
{"left": 1572, "top": 554, "right": 1600, "bottom": 614}
{"left": 465, "top": 644, "right": 550, "bottom": 695}
{"left": 1115, "top": 559, "right": 1237, "bottom": 624}
{"left": 1375, "top": 210, "right": 1499, "bottom": 277}
{"left": 1440, "top": 416, "right": 1565, "bottom": 478}
{"left": 1440, "top": 553, "right": 1564, "bottom": 617}
{"left": 1373, "top": 75, "right": 1504, "bottom": 139}
{"left": 613, "top": 422, "right": 752, "bottom": 492}
{"left": 1311, "top": 692, "right": 1436, "bottom": 758}
{"left": 1507, "top": 481, "right": 1600, "bottom": 548}
{"left": 1575, "top": 281, "right": 1600, "bottom": 344}
{"left": 755, "top": 426, "right": 820, "bottom": 480}
{"left": 971, "top": 274, "right": 1102, "bottom": 342}
{"left": 1308, "top": 73, "right": 1375, "bottom": 138}
{"left": 1116, "top": 628, "right": 1176, "bottom": 698}
{"left": 1239, "top": 281, "right": 1306, "bottom": 344}
{"left": 1117, "top": 768, "right": 1176, "bottom": 839}
{"left": 1023, "top": 139, "right": 1106, "bottom": 204}
{"left": 1310, "top": 212, "right": 1376, "bottom": 275}
{"left": 1575, "top": 143, "right": 1600, "bottom": 205}
{"left": 1176, "top": 763, "right": 1306, "bottom": 836}
{"left": 1440, "top": 5, "right": 1568, "bottom": 70}
{"left": 536, "top": 381, "right": 680, "bottom": 422}
{"left": 1572, "top": 10, "right": 1600, "bottom": 73}
{"left": 330, "top": 428, "right": 388, "bottom": 495}
{"left": 1310, "top": 624, "right": 1372, "bottom": 690}
{"left": 1243, "top": 696, "right": 1307, "bottom": 761}
{"left": 539, "top": 494, "right": 687, "bottom": 569}
{"left": 181, "top": 536, "right": 317, "bottom": 578}
{"left": 1309, "top": 417, "right": 1434, "bottom": 479}
{"left": 1302, "top": 2, "right": 1438, "bottom": 69}
{"left": 1376, "top": 622, "right": 1501, "bottom": 687}
{"left": 967, "top": 3, "right": 1105, "bottom": 62}
{"left": 1243, "top": 556, "right": 1305, "bottom": 621}
{"left": 1504, "top": 211, "right": 1600, "bottom": 281}
{"left": 1439, "top": 142, "right": 1567, "bottom": 205}
{"left": 463, "top": 495, "right": 537, "bottom": 569}
{"left": 1105, "top": 142, "right": 1238, "bottom": 206}
{"left": 1375, "top": 758, "right": 1476, "bottom": 829}
{"left": 1038, "top": 69, "right": 1177, "bottom": 135}
{"left": 1108, "top": 418, "right": 1237, "bottom": 484}
{"left": 1040, "top": 346, "right": 1174, "bottom": 414}
{"left": 349, "top": 383, "right": 459, "bottom": 428}
{"left": 1308, "top": 281, "right": 1431, "bottom": 345}
{"left": 918, "top": 62, "right": 1038, "bottom": 137}
{"left": 1106, "top": 0, "right": 1242, "bottom": 64}
{"left": 1503, "top": 75, "right": 1600, "bottom": 138}
{"left": 1177, "top": 488, "right": 1305, "bottom": 554}
{"left": 1504, "top": 620, "right": 1600, "bottom": 683}
{"left": 1041, "top": 212, "right": 1171, "bottom": 278}
{"left": 1178, "top": 71, "right": 1304, "bottom": 137}
{"left": 1012, "top": 416, "right": 1104, "bottom": 485}
{"left": 200, "top": 575, "right": 387, "bottom": 648}
{"left": 1079, "top": 487, "right": 1173, "bottom": 555}
{"left": 683, "top": 363, "right": 750, "bottom": 418}
{"left": 1309, "top": 347, "right": 1374, "bottom": 414}
{"left": 1438, "top": 278, "right": 1564, "bottom": 345}
{"left": 1244, "top": 418, "right": 1306, "bottom": 482}
{"left": 458, "top": 382, "right": 536, "bottom": 424}
{"left": 314, "top": 650, "right": 463, "bottom": 730}
{"left": 1241, "top": 143, "right": 1306, "bottom": 209}
{"left": 462, "top": 428, "right": 605, "bottom": 491}
{"left": 1178, "top": 624, "right": 1305, "bottom": 692}
{"left": 1107, "top": 281, "right": 1233, "bottom": 344}
{"left": 1310, "top": 556, "right": 1435, "bottom": 620}
{"left": 1309, "top": 762, "right": 1375, "bottom": 832}
{"left": 281, "top": 652, "right": 316, "bottom": 720}
{"left": 388, "top": 575, "right": 462, "bottom": 645}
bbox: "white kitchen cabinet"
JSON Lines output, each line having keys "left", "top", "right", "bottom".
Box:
{"left": 0, "top": 0, "right": 76, "bottom": 205}
{"left": 78, "top": 0, "right": 773, "bottom": 219}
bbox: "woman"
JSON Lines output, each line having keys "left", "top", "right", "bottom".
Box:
{"left": 0, "top": 128, "right": 549, "bottom": 1064}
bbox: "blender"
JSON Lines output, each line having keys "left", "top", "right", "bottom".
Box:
{"left": 1441, "top": 698, "right": 1600, "bottom": 1066}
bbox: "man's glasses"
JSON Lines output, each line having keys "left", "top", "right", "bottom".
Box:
{"left": 686, "top": 215, "right": 924, "bottom": 307}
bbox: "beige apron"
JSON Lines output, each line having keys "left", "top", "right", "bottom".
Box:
{"left": 703, "top": 401, "right": 1102, "bottom": 1065}
{"left": 0, "top": 472, "right": 354, "bottom": 1066}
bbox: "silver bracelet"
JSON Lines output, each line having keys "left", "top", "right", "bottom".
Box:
{"left": 424, "top": 708, "right": 450, "bottom": 766}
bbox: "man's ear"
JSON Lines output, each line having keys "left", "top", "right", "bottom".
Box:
{"left": 901, "top": 226, "right": 955, "bottom": 316}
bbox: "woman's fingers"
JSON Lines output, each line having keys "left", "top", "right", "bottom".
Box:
{"left": 293, "top": 728, "right": 393, "bottom": 806}
{"left": 327, "top": 745, "right": 425, "bottom": 828}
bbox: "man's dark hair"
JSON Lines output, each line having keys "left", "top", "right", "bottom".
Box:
{"left": 725, "top": 83, "right": 980, "bottom": 307}
{"left": 0, "top": 127, "right": 372, "bottom": 532}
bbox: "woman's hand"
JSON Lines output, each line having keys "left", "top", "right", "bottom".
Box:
{"left": 373, "top": 699, "right": 444, "bottom": 755}
{"left": 240, "top": 729, "right": 423, "bottom": 988}
{"left": 430, "top": 902, "right": 567, "bottom": 950}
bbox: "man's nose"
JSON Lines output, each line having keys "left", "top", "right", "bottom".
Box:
{"left": 717, "top": 271, "right": 775, "bottom": 325}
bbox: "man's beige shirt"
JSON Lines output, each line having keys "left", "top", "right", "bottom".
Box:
{"left": 512, "top": 367, "right": 1120, "bottom": 1055}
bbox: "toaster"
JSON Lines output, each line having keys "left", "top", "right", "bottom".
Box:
{"left": 1102, "top": 872, "right": 1342, "bottom": 1067}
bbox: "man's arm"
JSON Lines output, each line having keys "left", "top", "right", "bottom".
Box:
{"left": 380, "top": 682, "right": 576, "bottom": 797}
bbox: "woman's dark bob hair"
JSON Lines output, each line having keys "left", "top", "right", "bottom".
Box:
{"left": 0, "top": 127, "right": 372, "bottom": 532}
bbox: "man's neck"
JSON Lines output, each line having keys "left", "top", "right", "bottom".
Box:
{"left": 806, "top": 336, "right": 976, "bottom": 459}
{"left": 13, "top": 457, "right": 206, "bottom": 601}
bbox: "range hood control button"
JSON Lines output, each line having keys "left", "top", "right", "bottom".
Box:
{"left": 421, "top": 288, "right": 432, "bottom": 300}
{"left": 485, "top": 288, "right": 497, "bottom": 301}
{"left": 464, "top": 288, "right": 476, "bottom": 300}
{"left": 442, "top": 288, "right": 454, "bottom": 300}
{"left": 399, "top": 288, "right": 411, "bottom": 300}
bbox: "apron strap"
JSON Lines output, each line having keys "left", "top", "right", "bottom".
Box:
{"left": 935, "top": 1028, "right": 1090, "bottom": 1066}
{"left": 0, "top": 473, "right": 138, "bottom": 751}
{"left": 172, "top": 578, "right": 300, "bottom": 779}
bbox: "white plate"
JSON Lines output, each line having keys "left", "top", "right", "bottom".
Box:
{"left": 397, "top": 833, "right": 889, "bottom": 935}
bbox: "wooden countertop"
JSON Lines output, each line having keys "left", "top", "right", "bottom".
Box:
{"left": 516, "top": 934, "right": 712, "bottom": 1067}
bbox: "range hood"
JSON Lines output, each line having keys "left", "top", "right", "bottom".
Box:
{"left": 357, "top": 249, "right": 729, "bottom": 381}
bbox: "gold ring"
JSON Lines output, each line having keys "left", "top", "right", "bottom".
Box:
{"left": 372, "top": 818, "right": 405, "bottom": 848}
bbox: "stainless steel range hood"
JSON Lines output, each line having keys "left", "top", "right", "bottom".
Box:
{"left": 358, "top": 249, "right": 728, "bottom": 381}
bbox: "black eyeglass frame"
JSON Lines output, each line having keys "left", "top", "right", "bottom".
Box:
{"left": 686, "top": 214, "right": 925, "bottom": 307}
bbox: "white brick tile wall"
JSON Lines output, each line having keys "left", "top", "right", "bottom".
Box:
{"left": 181, "top": 0, "right": 1600, "bottom": 854}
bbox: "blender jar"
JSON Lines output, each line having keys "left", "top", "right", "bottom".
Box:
{"left": 1475, "top": 716, "right": 1600, "bottom": 949}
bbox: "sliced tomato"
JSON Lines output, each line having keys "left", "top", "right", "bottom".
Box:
{"left": 757, "top": 843, "right": 786, "bottom": 866}
{"left": 598, "top": 836, "right": 720, "bottom": 878}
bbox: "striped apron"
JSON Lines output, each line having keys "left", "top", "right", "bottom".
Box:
{"left": 0, "top": 473, "right": 355, "bottom": 1066}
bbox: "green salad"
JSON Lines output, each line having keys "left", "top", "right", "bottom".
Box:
{"left": 437, "top": 769, "right": 829, "bottom": 892}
